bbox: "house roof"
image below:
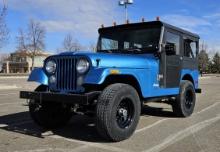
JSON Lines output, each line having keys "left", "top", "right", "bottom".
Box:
{"left": 11, "top": 50, "right": 52, "bottom": 57}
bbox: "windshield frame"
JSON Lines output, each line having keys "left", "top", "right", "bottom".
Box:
{"left": 97, "top": 24, "right": 163, "bottom": 54}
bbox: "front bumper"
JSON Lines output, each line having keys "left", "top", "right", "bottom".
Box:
{"left": 195, "top": 88, "right": 202, "bottom": 93}
{"left": 20, "top": 91, "right": 101, "bottom": 105}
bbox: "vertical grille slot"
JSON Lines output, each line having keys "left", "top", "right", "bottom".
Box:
{"left": 56, "top": 57, "right": 76, "bottom": 91}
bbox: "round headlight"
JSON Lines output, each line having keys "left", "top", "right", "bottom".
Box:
{"left": 76, "top": 58, "right": 89, "bottom": 74}
{"left": 45, "top": 60, "right": 56, "bottom": 74}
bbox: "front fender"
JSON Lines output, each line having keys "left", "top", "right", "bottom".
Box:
{"left": 84, "top": 67, "right": 145, "bottom": 85}
{"left": 28, "top": 68, "right": 48, "bottom": 85}
{"left": 84, "top": 67, "right": 149, "bottom": 97}
{"left": 84, "top": 68, "right": 109, "bottom": 85}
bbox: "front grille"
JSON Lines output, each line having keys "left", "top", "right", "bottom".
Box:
{"left": 55, "top": 57, "right": 77, "bottom": 91}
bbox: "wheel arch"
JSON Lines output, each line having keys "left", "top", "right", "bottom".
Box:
{"left": 84, "top": 74, "right": 143, "bottom": 99}
{"left": 182, "top": 74, "right": 194, "bottom": 86}
{"left": 35, "top": 85, "right": 48, "bottom": 92}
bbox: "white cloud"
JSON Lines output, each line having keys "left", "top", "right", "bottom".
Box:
{"left": 162, "top": 14, "right": 212, "bottom": 33}
{"left": 207, "top": 40, "right": 220, "bottom": 51}
{"left": 161, "top": 14, "right": 220, "bottom": 53}
{"left": 6, "top": 1, "right": 220, "bottom": 53}
{"left": 204, "top": 13, "right": 220, "bottom": 19}
{"left": 40, "top": 20, "right": 75, "bottom": 32}
{"left": 8, "top": 0, "right": 122, "bottom": 38}
{"left": 204, "top": 12, "right": 220, "bottom": 27}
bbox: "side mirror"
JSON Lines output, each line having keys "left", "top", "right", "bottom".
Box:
{"left": 165, "top": 43, "right": 176, "bottom": 55}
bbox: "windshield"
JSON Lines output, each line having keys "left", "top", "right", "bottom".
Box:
{"left": 97, "top": 27, "right": 161, "bottom": 54}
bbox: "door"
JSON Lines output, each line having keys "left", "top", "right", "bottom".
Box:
{"left": 160, "top": 31, "right": 181, "bottom": 88}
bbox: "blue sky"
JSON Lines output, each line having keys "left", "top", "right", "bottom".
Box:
{"left": 2, "top": 0, "right": 220, "bottom": 54}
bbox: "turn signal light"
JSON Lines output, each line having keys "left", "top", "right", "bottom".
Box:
{"left": 156, "top": 16, "right": 160, "bottom": 21}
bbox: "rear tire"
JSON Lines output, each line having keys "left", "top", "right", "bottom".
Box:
{"left": 96, "top": 83, "right": 141, "bottom": 142}
{"left": 29, "top": 85, "right": 72, "bottom": 129}
{"left": 172, "top": 81, "right": 196, "bottom": 117}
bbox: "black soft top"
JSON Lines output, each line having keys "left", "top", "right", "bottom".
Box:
{"left": 98, "top": 21, "right": 200, "bottom": 39}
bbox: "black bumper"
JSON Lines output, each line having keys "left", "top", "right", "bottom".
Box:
{"left": 195, "top": 88, "right": 202, "bottom": 93}
{"left": 20, "top": 91, "right": 101, "bottom": 105}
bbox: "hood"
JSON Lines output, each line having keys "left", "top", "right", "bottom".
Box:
{"left": 59, "top": 51, "right": 158, "bottom": 69}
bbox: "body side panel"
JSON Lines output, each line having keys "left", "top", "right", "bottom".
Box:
{"left": 84, "top": 59, "right": 179, "bottom": 98}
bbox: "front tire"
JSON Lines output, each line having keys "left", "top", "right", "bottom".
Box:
{"left": 172, "top": 81, "right": 196, "bottom": 117}
{"left": 29, "top": 85, "right": 72, "bottom": 129}
{"left": 96, "top": 83, "right": 141, "bottom": 142}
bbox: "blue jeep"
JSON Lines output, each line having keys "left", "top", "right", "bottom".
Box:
{"left": 20, "top": 20, "right": 201, "bottom": 141}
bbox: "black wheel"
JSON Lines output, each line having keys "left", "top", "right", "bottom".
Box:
{"left": 29, "top": 85, "right": 72, "bottom": 129}
{"left": 172, "top": 81, "right": 196, "bottom": 117}
{"left": 96, "top": 83, "right": 141, "bottom": 142}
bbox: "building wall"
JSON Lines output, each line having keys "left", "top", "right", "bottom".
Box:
{"left": 26, "top": 56, "right": 46, "bottom": 68}
{"left": 2, "top": 52, "right": 50, "bottom": 73}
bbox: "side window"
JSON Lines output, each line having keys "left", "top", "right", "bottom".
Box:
{"left": 124, "top": 42, "right": 130, "bottom": 49}
{"left": 166, "top": 32, "right": 180, "bottom": 55}
{"left": 190, "top": 42, "right": 197, "bottom": 57}
{"left": 184, "top": 39, "right": 197, "bottom": 58}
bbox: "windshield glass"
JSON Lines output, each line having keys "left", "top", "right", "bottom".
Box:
{"left": 97, "top": 27, "right": 161, "bottom": 54}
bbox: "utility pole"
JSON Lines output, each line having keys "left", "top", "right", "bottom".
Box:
{"left": 119, "top": 0, "right": 133, "bottom": 21}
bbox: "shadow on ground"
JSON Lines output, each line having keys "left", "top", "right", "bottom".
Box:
{"left": 141, "top": 104, "right": 176, "bottom": 118}
{"left": 0, "top": 104, "right": 176, "bottom": 142}
{"left": 0, "top": 111, "right": 105, "bottom": 142}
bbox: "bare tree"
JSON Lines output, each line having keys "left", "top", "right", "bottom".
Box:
{"left": 61, "top": 33, "right": 81, "bottom": 52}
{"left": 0, "top": 1, "right": 9, "bottom": 49}
{"left": 16, "top": 28, "right": 27, "bottom": 51}
{"left": 28, "top": 19, "right": 46, "bottom": 70}
{"left": 0, "top": 53, "right": 9, "bottom": 71}
{"left": 16, "top": 19, "right": 46, "bottom": 70}
{"left": 88, "top": 42, "right": 96, "bottom": 52}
